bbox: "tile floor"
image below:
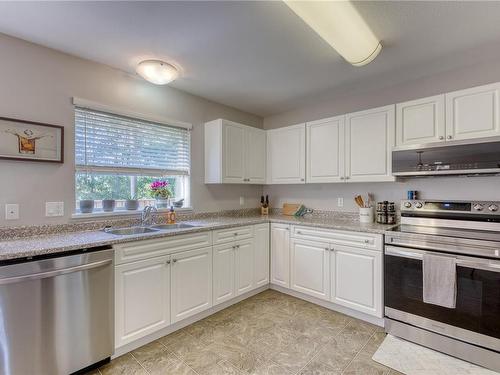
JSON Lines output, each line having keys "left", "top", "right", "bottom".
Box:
{"left": 89, "top": 290, "right": 403, "bottom": 375}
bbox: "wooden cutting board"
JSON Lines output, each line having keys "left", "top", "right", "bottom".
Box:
{"left": 282, "top": 203, "right": 301, "bottom": 216}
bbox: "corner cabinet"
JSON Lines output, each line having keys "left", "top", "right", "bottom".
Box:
{"left": 205, "top": 119, "right": 266, "bottom": 184}
{"left": 267, "top": 124, "right": 306, "bottom": 184}
{"left": 345, "top": 105, "right": 395, "bottom": 182}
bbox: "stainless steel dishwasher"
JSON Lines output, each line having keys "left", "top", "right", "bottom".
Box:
{"left": 0, "top": 246, "right": 114, "bottom": 375}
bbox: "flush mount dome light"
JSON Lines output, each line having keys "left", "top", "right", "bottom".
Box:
{"left": 283, "top": 0, "right": 382, "bottom": 67}
{"left": 136, "top": 60, "right": 179, "bottom": 85}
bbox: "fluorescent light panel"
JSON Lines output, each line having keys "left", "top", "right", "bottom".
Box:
{"left": 284, "top": 0, "right": 382, "bottom": 66}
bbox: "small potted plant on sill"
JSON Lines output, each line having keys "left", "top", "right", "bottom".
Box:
{"left": 102, "top": 197, "right": 116, "bottom": 212}
{"left": 150, "top": 180, "right": 172, "bottom": 209}
{"left": 79, "top": 195, "right": 95, "bottom": 214}
{"left": 125, "top": 194, "right": 139, "bottom": 211}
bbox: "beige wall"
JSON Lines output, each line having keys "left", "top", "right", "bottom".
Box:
{"left": 0, "top": 34, "right": 263, "bottom": 227}
{"left": 263, "top": 60, "right": 500, "bottom": 210}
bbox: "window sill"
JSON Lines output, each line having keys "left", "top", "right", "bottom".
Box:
{"left": 71, "top": 207, "right": 193, "bottom": 220}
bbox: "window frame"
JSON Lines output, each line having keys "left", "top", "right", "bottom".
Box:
{"left": 72, "top": 98, "right": 192, "bottom": 217}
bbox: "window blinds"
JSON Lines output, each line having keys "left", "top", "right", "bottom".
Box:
{"left": 75, "top": 107, "right": 190, "bottom": 176}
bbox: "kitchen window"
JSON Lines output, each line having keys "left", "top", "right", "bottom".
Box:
{"left": 74, "top": 105, "right": 191, "bottom": 214}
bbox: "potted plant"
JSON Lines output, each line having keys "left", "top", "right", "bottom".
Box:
{"left": 102, "top": 197, "right": 116, "bottom": 212}
{"left": 79, "top": 194, "right": 95, "bottom": 214}
{"left": 125, "top": 194, "right": 139, "bottom": 211}
{"left": 150, "top": 180, "right": 172, "bottom": 209}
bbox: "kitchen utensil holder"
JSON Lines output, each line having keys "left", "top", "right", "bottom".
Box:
{"left": 359, "top": 207, "right": 374, "bottom": 223}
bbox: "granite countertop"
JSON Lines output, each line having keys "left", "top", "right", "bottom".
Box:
{"left": 0, "top": 214, "right": 397, "bottom": 261}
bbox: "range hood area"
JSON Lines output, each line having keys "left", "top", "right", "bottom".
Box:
{"left": 392, "top": 138, "right": 500, "bottom": 177}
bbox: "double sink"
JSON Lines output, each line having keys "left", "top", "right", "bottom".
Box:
{"left": 104, "top": 223, "right": 200, "bottom": 236}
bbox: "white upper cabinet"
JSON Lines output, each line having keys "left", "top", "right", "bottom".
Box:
{"left": 306, "top": 116, "right": 345, "bottom": 183}
{"left": 396, "top": 95, "right": 446, "bottom": 147}
{"left": 205, "top": 119, "right": 266, "bottom": 184}
{"left": 245, "top": 126, "right": 266, "bottom": 184}
{"left": 345, "top": 105, "right": 395, "bottom": 182}
{"left": 446, "top": 82, "right": 500, "bottom": 141}
{"left": 267, "top": 124, "right": 306, "bottom": 184}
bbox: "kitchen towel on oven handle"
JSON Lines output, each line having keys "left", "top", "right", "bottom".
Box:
{"left": 423, "top": 253, "right": 457, "bottom": 308}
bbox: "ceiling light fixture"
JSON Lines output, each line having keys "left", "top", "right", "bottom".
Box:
{"left": 283, "top": 0, "right": 382, "bottom": 67}
{"left": 136, "top": 60, "right": 179, "bottom": 85}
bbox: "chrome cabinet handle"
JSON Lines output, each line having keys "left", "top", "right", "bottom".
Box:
{"left": 236, "top": 245, "right": 240, "bottom": 248}
{"left": 234, "top": 232, "right": 238, "bottom": 236}
{"left": 447, "top": 135, "right": 453, "bottom": 140}
{"left": 173, "top": 259, "right": 177, "bottom": 263}
{"left": 330, "top": 247, "right": 335, "bottom": 252}
{"left": 439, "top": 136, "right": 444, "bottom": 140}
{"left": 324, "top": 247, "right": 329, "bottom": 251}
{"left": 297, "top": 231, "right": 302, "bottom": 235}
{"left": 364, "top": 239, "right": 370, "bottom": 244}
{"left": 345, "top": 176, "right": 350, "bottom": 180}
{"left": 340, "top": 176, "right": 345, "bottom": 180}
{"left": 166, "top": 260, "right": 171, "bottom": 264}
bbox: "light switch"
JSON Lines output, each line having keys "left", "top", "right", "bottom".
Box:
{"left": 46, "top": 202, "right": 64, "bottom": 217}
{"left": 5, "top": 204, "right": 19, "bottom": 220}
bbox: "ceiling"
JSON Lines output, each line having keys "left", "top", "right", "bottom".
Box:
{"left": 1, "top": 1, "right": 500, "bottom": 117}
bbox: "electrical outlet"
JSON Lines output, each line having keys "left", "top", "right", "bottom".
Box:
{"left": 337, "top": 197, "right": 344, "bottom": 208}
{"left": 239, "top": 196, "right": 245, "bottom": 206}
{"left": 5, "top": 204, "right": 19, "bottom": 220}
{"left": 46, "top": 202, "right": 64, "bottom": 217}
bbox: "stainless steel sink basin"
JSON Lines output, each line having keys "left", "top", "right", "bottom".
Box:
{"left": 151, "top": 223, "right": 199, "bottom": 230}
{"left": 105, "top": 227, "right": 160, "bottom": 235}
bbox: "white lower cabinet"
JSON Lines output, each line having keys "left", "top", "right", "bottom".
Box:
{"left": 115, "top": 255, "right": 171, "bottom": 347}
{"left": 271, "top": 223, "right": 291, "bottom": 288}
{"left": 290, "top": 239, "right": 330, "bottom": 301}
{"left": 213, "top": 243, "right": 236, "bottom": 305}
{"left": 171, "top": 247, "right": 213, "bottom": 323}
{"left": 235, "top": 239, "right": 254, "bottom": 295}
{"left": 330, "top": 244, "right": 382, "bottom": 318}
{"left": 253, "top": 223, "right": 270, "bottom": 287}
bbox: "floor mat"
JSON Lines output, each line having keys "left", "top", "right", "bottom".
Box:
{"left": 372, "top": 334, "right": 499, "bottom": 375}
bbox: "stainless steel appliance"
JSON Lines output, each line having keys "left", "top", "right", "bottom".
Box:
{"left": 392, "top": 137, "right": 500, "bottom": 177}
{"left": 0, "top": 247, "right": 114, "bottom": 375}
{"left": 385, "top": 200, "right": 500, "bottom": 372}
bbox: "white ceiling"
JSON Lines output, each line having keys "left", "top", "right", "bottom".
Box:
{"left": 1, "top": 1, "right": 500, "bottom": 116}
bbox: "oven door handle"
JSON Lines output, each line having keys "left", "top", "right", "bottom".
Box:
{"left": 385, "top": 246, "right": 500, "bottom": 273}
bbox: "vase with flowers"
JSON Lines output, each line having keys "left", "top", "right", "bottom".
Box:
{"left": 150, "top": 180, "right": 172, "bottom": 209}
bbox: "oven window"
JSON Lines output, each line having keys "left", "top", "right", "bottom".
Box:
{"left": 385, "top": 254, "right": 500, "bottom": 339}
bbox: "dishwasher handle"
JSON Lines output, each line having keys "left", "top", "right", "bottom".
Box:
{"left": 0, "top": 259, "right": 112, "bottom": 285}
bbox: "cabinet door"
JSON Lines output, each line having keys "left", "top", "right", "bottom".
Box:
{"left": 115, "top": 256, "right": 170, "bottom": 348}
{"left": 396, "top": 95, "right": 445, "bottom": 147}
{"left": 213, "top": 243, "right": 236, "bottom": 306}
{"left": 267, "top": 124, "right": 306, "bottom": 184}
{"left": 171, "top": 247, "right": 213, "bottom": 323}
{"left": 245, "top": 127, "right": 266, "bottom": 184}
{"left": 446, "top": 82, "right": 500, "bottom": 141}
{"left": 270, "top": 223, "right": 290, "bottom": 287}
{"left": 331, "top": 245, "right": 382, "bottom": 318}
{"left": 254, "top": 223, "right": 270, "bottom": 288}
{"left": 235, "top": 239, "right": 254, "bottom": 295}
{"left": 290, "top": 239, "right": 330, "bottom": 301}
{"left": 306, "top": 116, "right": 345, "bottom": 183}
{"left": 345, "top": 105, "right": 395, "bottom": 182}
{"left": 222, "top": 122, "right": 246, "bottom": 183}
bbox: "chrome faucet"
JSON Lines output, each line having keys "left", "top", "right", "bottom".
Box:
{"left": 141, "top": 205, "right": 158, "bottom": 226}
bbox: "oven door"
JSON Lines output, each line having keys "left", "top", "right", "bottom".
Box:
{"left": 384, "top": 245, "right": 500, "bottom": 351}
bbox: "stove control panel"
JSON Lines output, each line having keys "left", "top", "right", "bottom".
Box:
{"left": 401, "top": 200, "right": 500, "bottom": 216}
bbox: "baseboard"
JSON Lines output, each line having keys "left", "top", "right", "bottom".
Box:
{"left": 270, "top": 284, "right": 384, "bottom": 327}
{"left": 113, "top": 285, "right": 269, "bottom": 358}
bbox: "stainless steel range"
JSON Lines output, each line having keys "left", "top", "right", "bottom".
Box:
{"left": 384, "top": 200, "right": 500, "bottom": 372}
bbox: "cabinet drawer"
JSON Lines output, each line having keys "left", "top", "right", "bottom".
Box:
{"left": 213, "top": 225, "right": 253, "bottom": 244}
{"left": 291, "top": 225, "right": 382, "bottom": 251}
{"left": 114, "top": 231, "right": 213, "bottom": 265}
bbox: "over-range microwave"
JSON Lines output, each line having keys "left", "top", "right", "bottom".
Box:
{"left": 392, "top": 137, "right": 500, "bottom": 177}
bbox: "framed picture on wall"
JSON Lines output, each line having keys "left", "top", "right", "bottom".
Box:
{"left": 0, "top": 116, "right": 64, "bottom": 163}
